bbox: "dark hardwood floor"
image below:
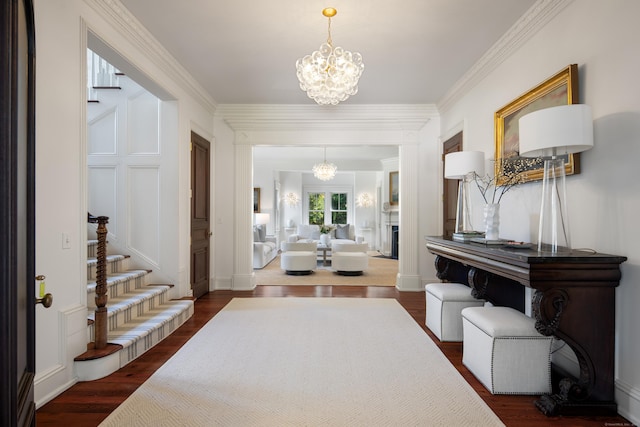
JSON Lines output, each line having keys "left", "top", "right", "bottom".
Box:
{"left": 36, "top": 285, "right": 634, "bottom": 426}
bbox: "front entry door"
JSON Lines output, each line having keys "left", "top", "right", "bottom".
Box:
{"left": 190, "top": 132, "right": 211, "bottom": 299}
{"left": 1, "top": 0, "right": 37, "bottom": 424}
{"left": 442, "top": 132, "right": 462, "bottom": 238}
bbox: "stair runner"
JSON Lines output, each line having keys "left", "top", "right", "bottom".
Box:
{"left": 76, "top": 240, "right": 194, "bottom": 381}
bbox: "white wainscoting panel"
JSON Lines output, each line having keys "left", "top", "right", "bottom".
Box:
{"left": 128, "top": 166, "right": 160, "bottom": 265}
{"left": 128, "top": 91, "right": 160, "bottom": 155}
{"left": 88, "top": 107, "right": 117, "bottom": 154}
{"left": 88, "top": 166, "right": 118, "bottom": 234}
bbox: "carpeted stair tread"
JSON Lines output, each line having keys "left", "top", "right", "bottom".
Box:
{"left": 107, "top": 300, "right": 194, "bottom": 346}
{"left": 86, "top": 285, "right": 171, "bottom": 321}
{"left": 86, "top": 269, "right": 150, "bottom": 293}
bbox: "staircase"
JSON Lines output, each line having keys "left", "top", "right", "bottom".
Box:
{"left": 75, "top": 238, "right": 194, "bottom": 381}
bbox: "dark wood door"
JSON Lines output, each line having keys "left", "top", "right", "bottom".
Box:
{"left": 442, "top": 132, "right": 462, "bottom": 238}
{"left": 1, "top": 0, "right": 37, "bottom": 424}
{"left": 190, "top": 132, "right": 211, "bottom": 299}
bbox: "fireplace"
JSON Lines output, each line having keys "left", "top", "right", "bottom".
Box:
{"left": 391, "top": 226, "right": 399, "bottom": 259}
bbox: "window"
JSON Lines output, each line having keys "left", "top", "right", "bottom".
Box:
{"left": 304, "top": 187, "right": 352, "bottom": 225}
{"left": 331, "top": 193, "right": 347, "bottom": 224}
{"left": 308, "top": 192, "right": 325, "bottom": 225}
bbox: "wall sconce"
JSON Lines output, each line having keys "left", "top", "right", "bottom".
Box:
{"left": 356, "top": 192, "right": 374, "bottom": 208}
{"left": 284, "top": 192, "right": 300, "bottom": 207}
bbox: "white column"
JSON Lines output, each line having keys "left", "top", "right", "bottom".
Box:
{"left": 232, "top": 140, "right": 256, "bottom": 290}
{"left": 396, "top": 138, "right": 422, "bottom": 291}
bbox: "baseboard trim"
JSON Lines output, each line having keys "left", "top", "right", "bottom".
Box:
{"left": 396, "top": 274, "right": 422, "bottom": 291}
{"left": 214, "top": 277, "right": 232, "bottom": 290}
{"left": 615, "top": 379, "right": 640, "bottom": 426}
{"left": 35, "top": 374, "right": 77, "bottom": 410}
{"left": 231, "top": 273, "right": 256, "bottom": 290}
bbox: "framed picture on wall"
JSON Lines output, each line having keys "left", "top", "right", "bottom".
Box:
{"left": 389, "top": 171, "right": 399, "bottom": 205}
{"left": 253, "top": 187, "right": 260, "bottom": 213}
{"left": 494, "top": 64, "right": 580, "bottom": 184}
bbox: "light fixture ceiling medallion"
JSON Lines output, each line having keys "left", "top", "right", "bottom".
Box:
{"left": 296, "top": 7, "right": 364, "bottom": 105}
{"left": 312, "top": 147, "right": 337, "bottom": 181}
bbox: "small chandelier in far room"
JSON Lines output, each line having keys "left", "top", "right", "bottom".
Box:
{"left": 296, "top": 7, "right": 364, "bottom": 105}
{"left": 312, "top": 147, "right": 337, "bottom": 181}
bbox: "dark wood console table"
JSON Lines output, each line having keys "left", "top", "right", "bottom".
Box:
{"left": 425, "top": 236, "right": 627, "bottom": 417}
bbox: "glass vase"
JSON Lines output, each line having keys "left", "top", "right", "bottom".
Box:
{"left": 483, "top": 203, "right": 500, "bottom": 241}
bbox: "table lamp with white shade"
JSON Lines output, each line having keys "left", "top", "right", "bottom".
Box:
{"left": 518, "top": 104, "right": 594, "bottom": 253}
{"left": 254, "top": 213, "right": 270, "bottom": 227}
{"left": 444, "top": 151, "right": 485, "bottom": 234}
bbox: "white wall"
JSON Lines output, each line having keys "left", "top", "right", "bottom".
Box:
{"left": 33, "top": 0, "right": 215, "bottom": 407}
{"left": 436, "top": 0, "right": 640, "bottom": 422}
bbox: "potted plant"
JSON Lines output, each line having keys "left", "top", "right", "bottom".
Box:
{"left": 319, "top": 224, "right": 334, "bottom": 245}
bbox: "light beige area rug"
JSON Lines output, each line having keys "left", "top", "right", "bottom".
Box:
{"left": 255, "top": 252, "right": 398, "bottom": 286}
{"left": 100, "top": 298, "right": 504, "bottom": 427}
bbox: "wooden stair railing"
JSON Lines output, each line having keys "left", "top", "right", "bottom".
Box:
{"left": 88, "top": 213, "right": 109, "bottom": 349}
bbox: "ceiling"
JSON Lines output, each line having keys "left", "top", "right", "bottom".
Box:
{"left": 119, "top": 0, "right": 536, "bottom": 106}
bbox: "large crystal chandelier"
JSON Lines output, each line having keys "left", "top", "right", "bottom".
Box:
{"left": 312, "top": 147, "right": 337, "bottom": 181}
{"left": 296, "top": 7, "right": 364, "bottom": 106}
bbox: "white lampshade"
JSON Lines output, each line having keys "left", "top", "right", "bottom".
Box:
{"left": 519, "top": 104, "right": 594, "bottom": 158}
{"left": 518, "top": 104, "right": 593, "bottom": 253}
{"left": 444, "top": 151, "right": 485, "bottom": 179}
{"left": 254, "top": 213, "right": 270, "bottom": 225}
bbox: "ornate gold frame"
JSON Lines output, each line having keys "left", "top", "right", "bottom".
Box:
{"left": 494, "top": 64, "right": 580, "bottom": 184}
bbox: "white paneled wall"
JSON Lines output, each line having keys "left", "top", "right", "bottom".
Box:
{"left": 128, "top": 166, "right": 160, "bottom": 264}
{"left": 87, "top": 54, "right": 165, "bottom": 273}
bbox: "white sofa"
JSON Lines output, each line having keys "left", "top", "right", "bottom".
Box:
{"left": 287, "top": 224, "right": 358, "bottom": 248}
{"left": 253, "top": 225, "right": 277, "bottom": 269}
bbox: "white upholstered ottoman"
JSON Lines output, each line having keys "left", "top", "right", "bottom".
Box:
{"left": 425, "top": 283, "right": 484, "bottom": 342}
{"left": 461, "top": 306, "right": 553, "bottom": 395}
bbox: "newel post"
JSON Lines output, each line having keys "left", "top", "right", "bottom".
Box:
{"left": 89, "top": 214, "right": 109, "bottom": 349}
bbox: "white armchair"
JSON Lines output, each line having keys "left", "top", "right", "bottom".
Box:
{"left": 331, "top": 243, "right": 369, "bottom": 276}
{"left": 280, "top": 242, "right": 317, "bottom": 275}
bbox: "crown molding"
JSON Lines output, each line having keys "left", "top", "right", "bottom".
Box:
{"left": 437, "top": 0, "right": 574, "bottom": 113}
{"left": 216, "top": 104, "right": 438, "bottom": 132}
{"left": 84, "top": 0, "right": 216, "bottom": 114}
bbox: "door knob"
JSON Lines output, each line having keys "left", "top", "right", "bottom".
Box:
{"left": 36, "top": 293, "right": 53, "bottom": 308}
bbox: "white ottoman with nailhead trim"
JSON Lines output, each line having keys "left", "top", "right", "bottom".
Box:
{"left": 461, "top": 306, "right": 553, "bottom": 395}
{"left": 425, "top": 283, "right": 484, "bottom": 342}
